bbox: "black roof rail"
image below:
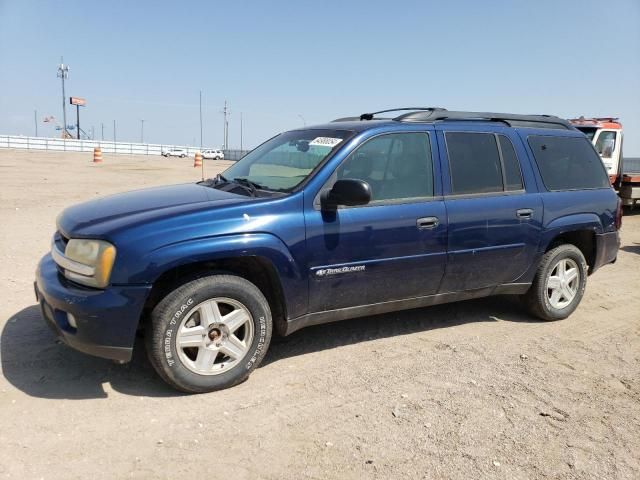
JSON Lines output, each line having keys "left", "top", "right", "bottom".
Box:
{"left": 397, "top": 110, "right": 572, "bottom": 129}
{"left": 331, "top": 107, "right": 447, "bottom": 122}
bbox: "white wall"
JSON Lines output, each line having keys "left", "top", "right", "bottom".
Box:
{"left": 0, "top": 135, "right": 204, "bottom": 156}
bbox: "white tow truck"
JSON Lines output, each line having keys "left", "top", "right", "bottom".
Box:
{"left": 570, "top": 116, "right": 640, "bottom": 208}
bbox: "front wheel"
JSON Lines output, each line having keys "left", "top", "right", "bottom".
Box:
{"left": 146, "top": 275, "right": 272, "bottom": 393}
{"left": 522, "top": 244, "right": 588, "bottom": 321}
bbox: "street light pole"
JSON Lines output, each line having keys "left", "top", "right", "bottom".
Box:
{"left": 240, "top": 112, "right": 243, "bottom": 152}
{"left": 113, "top": 120, "right": 116, "bottom": 143}
{"left": 34, "top": 110, "right": 38, "bottom": 137}
{"left": 101, "top": 122, "right": 104, "bottom": 141}
{"left": 140, "top": 119, "right": 145, "bottom": 143}
{"left": 57, "top": 57, "right": 69, "bottom": 138}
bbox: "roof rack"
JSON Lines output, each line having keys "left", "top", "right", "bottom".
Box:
{"left": 397, "top": 110, "right": 572, "bottom": 129}
{"left": 332, "top": 107, "right": 447, "bottom": 122}
{"left": 332, "top": 107, "right": 572, "bottom": 130}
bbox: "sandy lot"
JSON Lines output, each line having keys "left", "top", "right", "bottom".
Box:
{"left": 0, "top": 149, "right": 639, "bottom": 479}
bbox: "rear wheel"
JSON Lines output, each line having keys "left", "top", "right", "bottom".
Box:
{"left": 146, "top": 274, "right": 272, "bottom": 393}
{"left": 523, "top": 244, "right": 588, "bottom": 321}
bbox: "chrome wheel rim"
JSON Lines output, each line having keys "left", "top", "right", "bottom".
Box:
{"left": 175, "top": 297, "right": 254, "bottom": 375}
{"left": 546, "top": 258, "right": 579, "bottom": 309}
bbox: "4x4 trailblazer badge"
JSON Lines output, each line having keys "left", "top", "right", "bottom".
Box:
{"left": 315, "top": 265, "right": 366, "bottom": 277}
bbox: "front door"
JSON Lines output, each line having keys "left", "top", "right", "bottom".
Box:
{"left": 304, "top": 131, "right": 448, "bottom": 312}
{"left": 436, "top": 127, "right": 543, "bottom": 292}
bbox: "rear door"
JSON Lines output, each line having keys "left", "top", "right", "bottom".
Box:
{"left": 304, "top": 130, "right": 448, "bottom": 312}
{"left": 436, "top": 125, "right": 543, "bottom": 292}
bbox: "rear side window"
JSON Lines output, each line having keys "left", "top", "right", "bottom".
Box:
{"left": 446, "top": 132, "right": 524, "bottom": 195}
{"left": 527, "top": 136, "right": 609, "bottom": 190}
{"left": 498, "top": 135, "right": 524, "bottom": 191}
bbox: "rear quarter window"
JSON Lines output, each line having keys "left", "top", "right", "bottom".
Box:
{"left": 527, "top": 135, "right": 610, "bottom": 191}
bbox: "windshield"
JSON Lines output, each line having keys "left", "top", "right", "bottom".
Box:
{"left": 222, "top": 129, "right": 353, "bottom": 192}
{"left": 575, "top": 126, "right": 598, "bottom": 141}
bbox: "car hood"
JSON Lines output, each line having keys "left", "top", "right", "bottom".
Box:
{"left": 58, "top": 183, "right": 250, "bottom": 238}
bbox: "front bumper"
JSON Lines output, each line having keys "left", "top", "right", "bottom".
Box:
{"left": 35, "top": 254, "right": 152, "bottom": 362}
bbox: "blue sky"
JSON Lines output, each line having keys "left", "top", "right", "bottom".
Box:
{"left": 1, "top": 0, "right": 639, "bottom": 153}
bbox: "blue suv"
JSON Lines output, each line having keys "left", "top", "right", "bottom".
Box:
{"left": 35, "top": 108, "right": 621, "bottom": 392}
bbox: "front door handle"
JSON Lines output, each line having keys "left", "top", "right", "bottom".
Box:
{"left": 516, "top": 208, "right": 534, "bottom": 219}
{"left": 417, "top": 216, "right": 439, "bottom": 230}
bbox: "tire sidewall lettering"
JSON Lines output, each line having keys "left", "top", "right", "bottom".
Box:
{"left": 164, "top": 297, "right": 194, "bottom": 368}
{"left": 246, "top": 315, "right": 267, "bottom": 370}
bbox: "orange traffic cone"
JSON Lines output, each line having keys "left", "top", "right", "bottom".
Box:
{"left": 93, "top": 147, "right": 103, "bottom": 163}
{"left": 194, "top": 151, "right": 203, "bottom": 168}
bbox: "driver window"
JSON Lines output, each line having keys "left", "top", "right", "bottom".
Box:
{"left": 595, "top": 131, "right": 616, "bottom": 158}
{"left": 336, "top": 132, "right": 434, "bottom": 202}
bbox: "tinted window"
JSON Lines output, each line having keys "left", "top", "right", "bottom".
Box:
{"left": 446, "top": 132, "right": 503, "bottom": 194}
{"left": 498, "top": 135, "right": 524, "bottom": 191}
{"left": 528, "top": 136, "right": 610, "bottom": 190}
{"left": 337, "top": 132, "right": 433, "bottom": 202}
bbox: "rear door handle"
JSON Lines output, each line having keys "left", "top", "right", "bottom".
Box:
{"left": 516, "top": 208, "right": 534, "bottom": 219}
{"left": 417, "top": 216, "right": 439, "bottom": 229}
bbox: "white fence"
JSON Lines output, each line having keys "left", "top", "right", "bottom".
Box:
{"left": 0, "top": 135, "right": 207, "bottom": 157}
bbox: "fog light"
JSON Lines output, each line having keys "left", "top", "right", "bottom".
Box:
{"left": 67, "top": 313, "right": 77, "bottom": 329}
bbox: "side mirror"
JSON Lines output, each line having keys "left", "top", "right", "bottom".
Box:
{"left": 321, "top": 179, "right": 371, "bottom": 210}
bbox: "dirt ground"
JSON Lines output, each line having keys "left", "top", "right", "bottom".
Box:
{"left": 0, "top": 149, "right": 638, "bottom": 480}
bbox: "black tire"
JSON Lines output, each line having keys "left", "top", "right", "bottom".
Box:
{"left": 522, "top": 244, "right": 588, "bottom": 321}
{"left": 146, "top": 274, "right": 272, "bottom": 393}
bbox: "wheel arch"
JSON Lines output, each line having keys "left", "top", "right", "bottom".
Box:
{"left": 142, "top": 255, "right": 289, "bottom": 336}
{"left": 542, "top": 228, "right": 597, "bottom": 273}
{"left": 137, "top": 233, "right": 305, "bottom": 335}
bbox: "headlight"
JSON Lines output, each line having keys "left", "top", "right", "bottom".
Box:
{"left": 59, "top": 239, "right": 116, "bottom": 288}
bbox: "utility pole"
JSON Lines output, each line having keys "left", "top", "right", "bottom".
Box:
{"left": 221, "top": 100, "right": 230, "bottom": 150}
{"left": 113, "top": 120, "right": 116, "bottom": 143}
{"left": 240, "top": 112, "right": 243, "bottom": 152}
{"left": 140, "top": 119, "right": 145, "bottom": 143}
{"left": 34, "top": 110, "right": 38, "bottom": 137}
{"left": 57, "top": 58, "right": 69, "bottom": 138}
{"left": 101, "top": 122, "right": 104, "bottom": 141}
{"left": 199, "top": 90, "right": 203, "bottom": 149}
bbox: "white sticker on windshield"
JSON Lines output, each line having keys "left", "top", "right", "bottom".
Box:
{"left": 309, "top": 137, "right": 343, "bottom": 148}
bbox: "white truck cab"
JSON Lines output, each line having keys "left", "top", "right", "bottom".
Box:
{"left": 570, "top": 117, "right": 623, "bottom": 184}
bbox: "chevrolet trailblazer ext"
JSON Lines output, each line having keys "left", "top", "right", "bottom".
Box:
{"left": 35, "top": 108, "right": 621, "bottom": 393}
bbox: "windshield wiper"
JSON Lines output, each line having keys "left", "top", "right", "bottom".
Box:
{"left": 232, "top": 177, "right": 265, "bottom": 194}
{"left": 198, "top": 173, "right": 228, "bottom": 187}
{"left": 215, "top": 173, "right": 228, "bottom": 184}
